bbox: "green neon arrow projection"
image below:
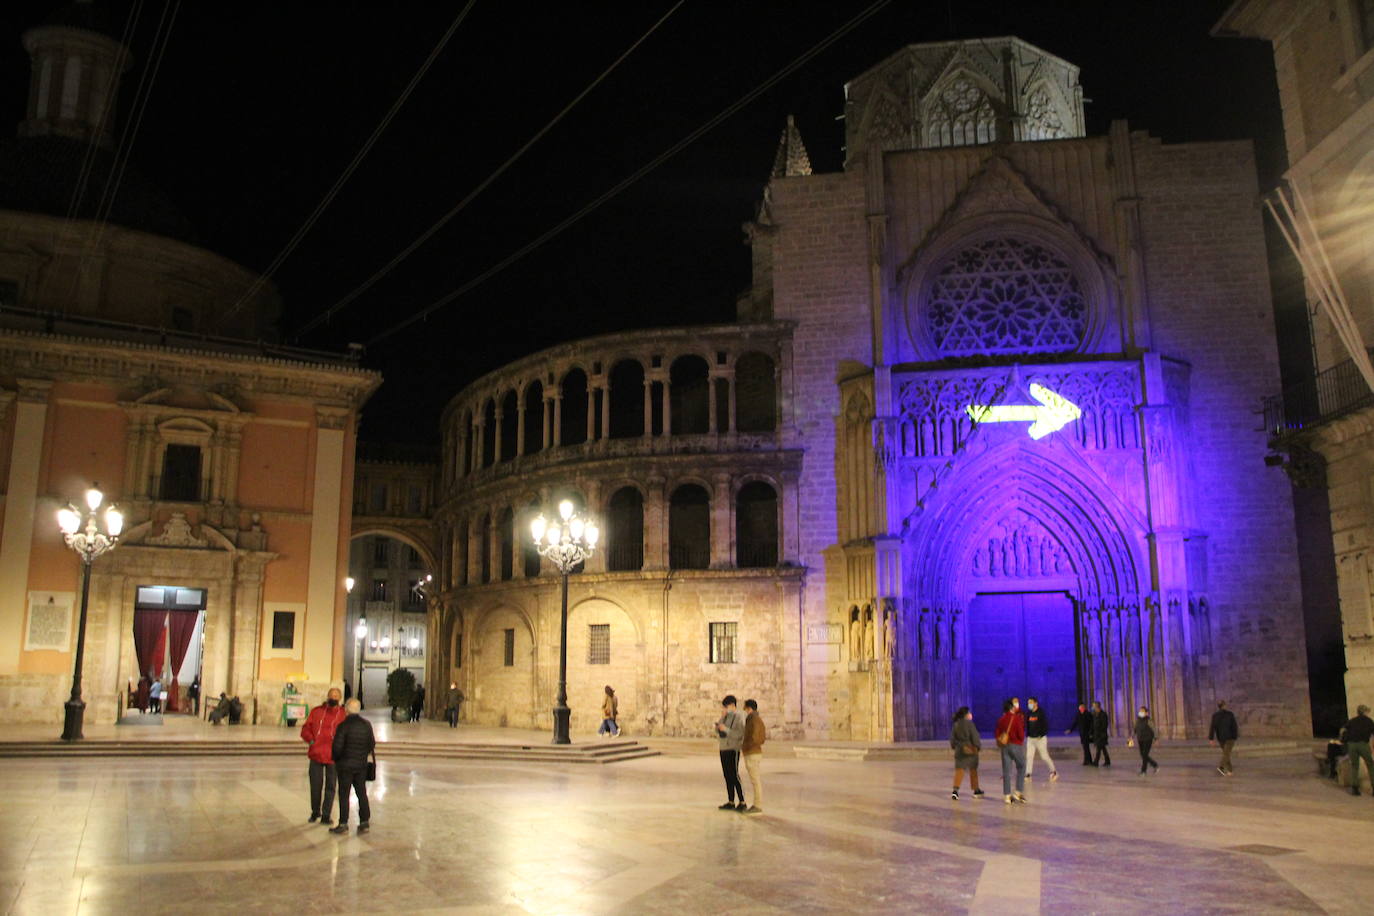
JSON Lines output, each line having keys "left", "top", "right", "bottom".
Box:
{"left": 964, "top": 383, "right": 1082, "bottom": 439}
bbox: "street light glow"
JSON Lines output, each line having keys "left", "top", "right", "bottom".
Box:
{"left": 84, "top": 487, "right": 103, "bottom": 511}
{"left": 57, "top": 507, "right": 80, "bottom": 534}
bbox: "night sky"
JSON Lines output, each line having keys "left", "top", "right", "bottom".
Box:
{"left": 0, "top": 1, "right": 1285, "bottom": 446}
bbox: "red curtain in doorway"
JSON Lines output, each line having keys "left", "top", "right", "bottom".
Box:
{"left": 133, "top": 610, "right": 166, "bottom": 682}
{"left": 165, "top": 611, "right": 198, "bottom": 713}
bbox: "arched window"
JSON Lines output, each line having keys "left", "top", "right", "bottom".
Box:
{"left": 499, "top": 391, "right": 518, "bottom": 462}
{"left": 735, "top": 482, "right": 778, "bottom": 568}
{"left": 481, "top": 399, "right": 496, "bottom": 467}
{"left": 608, "top": 360, "right": 645, "bottom": 438}
{"left": 1023, "top": 85, "right": 1067, "bottom": 141}
{"left": 455, "top": 519, "right": 469, "bottom": 586}
{"left": 461, "top": 411, "right": 472, "bottom": 475}
{"left": 734, "top": 352, "right": 776, "bottom": 432}
{"left": 498, "top": 507, "right": 514, "bottom": 580}
{"left": 523, "top": 381, "right": 544, "bottom": 455}
{"left": 670, "top": 355, "right": 710, "bottom": 435}
{"left": 522, "top": 500, "right": 542, "bottom": 577}
{"left": 927, "top": 76, "right": 997, "bottom": 147}
{"left": 478, "top": 512, "right": 492, "bottom": 584}
{"left": 669, "top": 484, "right": 710, "bottom": 569}
{"left": 924, "top": 238, "right": 1087, "bottom": 356}
{"left": 561, "top": 368, "right": 589, "bottom": 446}
{"left": 606, "top": 487, "right": 644, "bottom": 571}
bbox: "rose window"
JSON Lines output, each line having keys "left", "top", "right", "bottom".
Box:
{"left": 924, "top": 238, "right": 1088, "bottom": 356}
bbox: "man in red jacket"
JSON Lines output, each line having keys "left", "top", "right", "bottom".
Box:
{"left": 300, "top": 686, "right": 348, "bottom": 824}
{"left": 995, "top": 697, "right": 1028, "bottom": 804}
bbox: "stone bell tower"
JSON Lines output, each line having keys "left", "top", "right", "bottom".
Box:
{"left": 19, "top": 0, "right": 132, "bottom": 149}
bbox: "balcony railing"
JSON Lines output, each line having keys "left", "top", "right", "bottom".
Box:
{"left": 606, "top": 543, "right": 644, "bottom": 572}
{"left": 1262, "top": 350, "right": 1374, "bottom": 442}
{"left": 669, "top": 544, "right": 710, "bottom": 570}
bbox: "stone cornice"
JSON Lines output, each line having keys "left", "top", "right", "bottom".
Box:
{"left": 443, "top": 563, "right": 807, "bottom": 599}
{"left": 0, "top": 329, "right": 381, "bottom": 408}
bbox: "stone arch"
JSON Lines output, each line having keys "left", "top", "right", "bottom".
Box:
{"left": 565, "top": 597, "right": 646, "bottom": 737}
{"left": 499, "top": 390, "right": 518, "bottom": 462}
{"left": 1020, "top": 79, "right": 1072, "bottom": 140}
{"left": 481, "top": 397, "right": 497, "bottom": 467}
{"left": 560, "top": 367, "right": 589, "bottom": 446}
{"left": 669, "top": 354, "right": 711, "bottom": 434}
{"left": 920, "top": 67, "right": 1003, "bottom": 147}
{"left": 605, "top": 484, "right": 645, "bottom": 572}
{"left": 735, "top": 479, "right": 779, "bottom": 568}
{"left": 669, "top": 482, "right": 711, "bottom": 569}
{"left": 522, "top": 379, "right": 544, "bottom": 455}
{"left": 899, "top": 441, "right": 1148, "bottom": 739}
{"left": 734, "top": 351, "right": 777, "bottom": 432}
{"left": 608, "top": 358, "right": 646, "bottom": 438}
{"left": 469, "top": 602, "right": 538, "bottom": 729}
{"left": 348, "top": 525, "right": 437, "bottom": 572}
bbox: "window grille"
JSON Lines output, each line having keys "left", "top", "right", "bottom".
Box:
{"left": 709, "top": 621, "right": 738, "bottom": 664}
{"left": 588, "top": 624, "right": 610, "bottom": 665}
{"left": 503, "top": 628, "right": 515, "bottom": 666}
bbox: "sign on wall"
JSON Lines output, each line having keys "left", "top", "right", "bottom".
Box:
{"left": 25, "top": 591, "right": 74, "bottom": 651}
{"left": 965, "top": 383, "right": 1081, "bottom": 439}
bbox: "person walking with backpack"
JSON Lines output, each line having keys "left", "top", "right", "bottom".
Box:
{"left": 1024, "top": 697, "right": 1058, "bottom": 783}
{"left": 995, "top": 699, "right": 1027, "bottom": 804}
{"left": 330, "top": 698, "right": 376, "bottom": 835}
{"left": 1208, "top": 700, "right": 1239, "bottom": 776}
{"left": 1129, "top": 706, "right": 1159, "bottom": 776}
{"left": 740, "top": 699, "right": 766, "bottom": 814}
{"left": 1090, "top": 701, "right": 1112, "bottom": 767}
{"left": 949, "top": 706, "right": 984, "bottom": 800}
{"left": 714, "top": 695, "right": 746, "bottom": 811}
{"left": 299, "top": 686, "right": 347, "bottom": 825}
{"left": 598, "top": 685, "right": 620, "bottom": 738}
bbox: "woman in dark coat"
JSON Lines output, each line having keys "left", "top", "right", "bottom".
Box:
{"left": 949, "top": 706, "right": 984, "bottom": 800}
{"left": 1130, "top": 706, "right": 1159, "bottom": 775}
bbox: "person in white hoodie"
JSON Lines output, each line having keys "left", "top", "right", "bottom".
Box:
{"left": 714, "top": 695, "right": 746, "bottom": 811}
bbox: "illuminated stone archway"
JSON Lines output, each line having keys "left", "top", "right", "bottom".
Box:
{"left": 896, "top": 441, "right": 1155, "bottom": 739}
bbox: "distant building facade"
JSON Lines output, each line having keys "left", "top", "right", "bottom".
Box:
{"left": 429, "top": 38, "right": 1311, "bottom": 740}
{"left": 1217, "top": 1, "right": 1374, "bottom": 711}
{"left": 0, "top": 7, "right": 378, "bottom": 724}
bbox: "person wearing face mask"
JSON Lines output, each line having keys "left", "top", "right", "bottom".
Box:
{"left": 1024, "top": 697, "right": 1058, "bottom": 783}
{"left": 1128, "top": 706, "right": 1159, "bottom": 775}
{"left": 300, "top": 687, "right": 348, "bottom": 825}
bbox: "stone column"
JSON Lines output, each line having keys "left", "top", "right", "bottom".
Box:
{"left": 643, "top": 475, "right": 667, "bottom": 569}
{"left": 710, "top": 472, "right": 731, "bottom": 568}
{"left": 707, "top": 373, "right": 718, "bottom": 433}
{"left": 303, "top": 407, "right": 350, "bottom": 687}
{"left": 725, "top": 373, "right": 737, "bottom": 434}
{"left": 662, "top": 381, "right": 672, "bottom": 436}
{"left": 642, "top": 379, "right": 653, "bottom": 437}
{"left": 471, "top": 419, "right": 484, "bottom": 471}
{"left": 585, "top": 389, "right": 595, "bottom": 443}
{"left": 0, "top": 379, "right": 51, "bottom": 675}
{"left": 515, "top": 400, "right": 526, "bottom": 457}
{"left": 552, "top": 395, "right": 563, "bottom": 447}
{"left": 600, "top": 383, "right": 610, "bottom": 440}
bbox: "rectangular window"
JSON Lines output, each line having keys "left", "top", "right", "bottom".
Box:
{"left": 371, "top": 579, "right": 387, "bottom": 601}
{"left": 159, "top": 444, "right": 202, "bottom": 502}
{"left": 271, "top": 611, "right": 295, "bottom": 650}
{"left": 407, "top": 485, "right": 423, "bottom": 515}
{"left": 373, "top": 539, "right": 389, "bottom": 566}
{"left": 454, "top": 633, "right": 462, "bottom": 667}
{"left": 709, "top": 621, "right": 738, "bottom": 664}
{"left": 369, "top": 483, "right": 387, "bottom": 513}
{"left": 503, "top": 628, "right": 515, "bottom": 666}
{"left": 407, "top": 545, "right": 421, "bottom": 567}
{"left": 588, "top": 624, "right": 610, "bottom": 665}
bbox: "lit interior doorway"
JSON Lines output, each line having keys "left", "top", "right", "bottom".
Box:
{"left": 965, "top": 591, "right": 1078, "bottom": 735}
{"left": 131, "top": 585, "right": 207, "bottom": 715}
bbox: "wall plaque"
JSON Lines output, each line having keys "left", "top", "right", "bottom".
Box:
{"left": 25, "top": 592, "right": 74, "bottom": 651}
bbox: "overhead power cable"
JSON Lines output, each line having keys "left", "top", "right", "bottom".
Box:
{"left": 293, "top": 0, "right": 685, "bottom": 339}
{"left": 218, "top": 0, "right": 479, "bottom": 328}
{"left": 362, "top": 0, "right": 893, "bottom": 348}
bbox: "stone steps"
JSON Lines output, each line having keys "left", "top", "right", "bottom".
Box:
{"left": 792, "top": 739, "right": 1313, "bottom": 763}
{"left": 0, "top": 738, "right": 660, "bottom": 765}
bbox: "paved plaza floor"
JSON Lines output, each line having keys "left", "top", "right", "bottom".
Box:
{"left": 2, "top": 738, "right": 1371, "bottom": 915}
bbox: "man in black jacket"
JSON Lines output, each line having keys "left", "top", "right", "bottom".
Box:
{"left": 1025, "top": 697, "right": 1058, "bottom": 782}
{"left": 330, "top": 698, "right": 376, "bottom": 834}
{"left": 1090, "top": 701, "right": 1111, "bottom": 767}
{"left": 1208, "top": 700, "right": 1240, "bottom": 776}
{"left": 1340, "top": 704, "right": 1374, "bottom": 796}
{"left": 1067, "top": 703, "right": 1094, "bottom": 765}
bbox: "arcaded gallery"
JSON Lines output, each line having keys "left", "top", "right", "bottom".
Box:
{"left": 423, "top": 37, "right": 1311, "bottom": 742}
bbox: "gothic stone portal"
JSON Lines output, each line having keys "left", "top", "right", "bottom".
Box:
{"left": 966, "top": 591, "right": 1078, "bottom": 734}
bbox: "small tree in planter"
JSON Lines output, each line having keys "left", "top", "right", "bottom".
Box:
{"left": 386, "top": 668, "right": 417, "bottom": 723}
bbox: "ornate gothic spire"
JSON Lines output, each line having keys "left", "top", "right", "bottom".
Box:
{"left": 770, "top": 115, "right": 813, "bottom": 178}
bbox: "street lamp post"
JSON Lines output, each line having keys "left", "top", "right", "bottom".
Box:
{"left": 56, "top": 485, "right": 123, "bottom": 741}
{"left": 530, "top": 500, "right": 599, "bottom": 745}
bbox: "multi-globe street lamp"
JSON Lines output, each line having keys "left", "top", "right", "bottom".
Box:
{"left": 530, "top": 500, "right": 599, "bottom": 745}
{"left": 56, "top": 485, "right": 123, "bottom": 741}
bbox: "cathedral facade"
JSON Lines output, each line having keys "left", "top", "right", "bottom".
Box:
{"left": 432, "top": 37, "right": 1310, "bottom": 740}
